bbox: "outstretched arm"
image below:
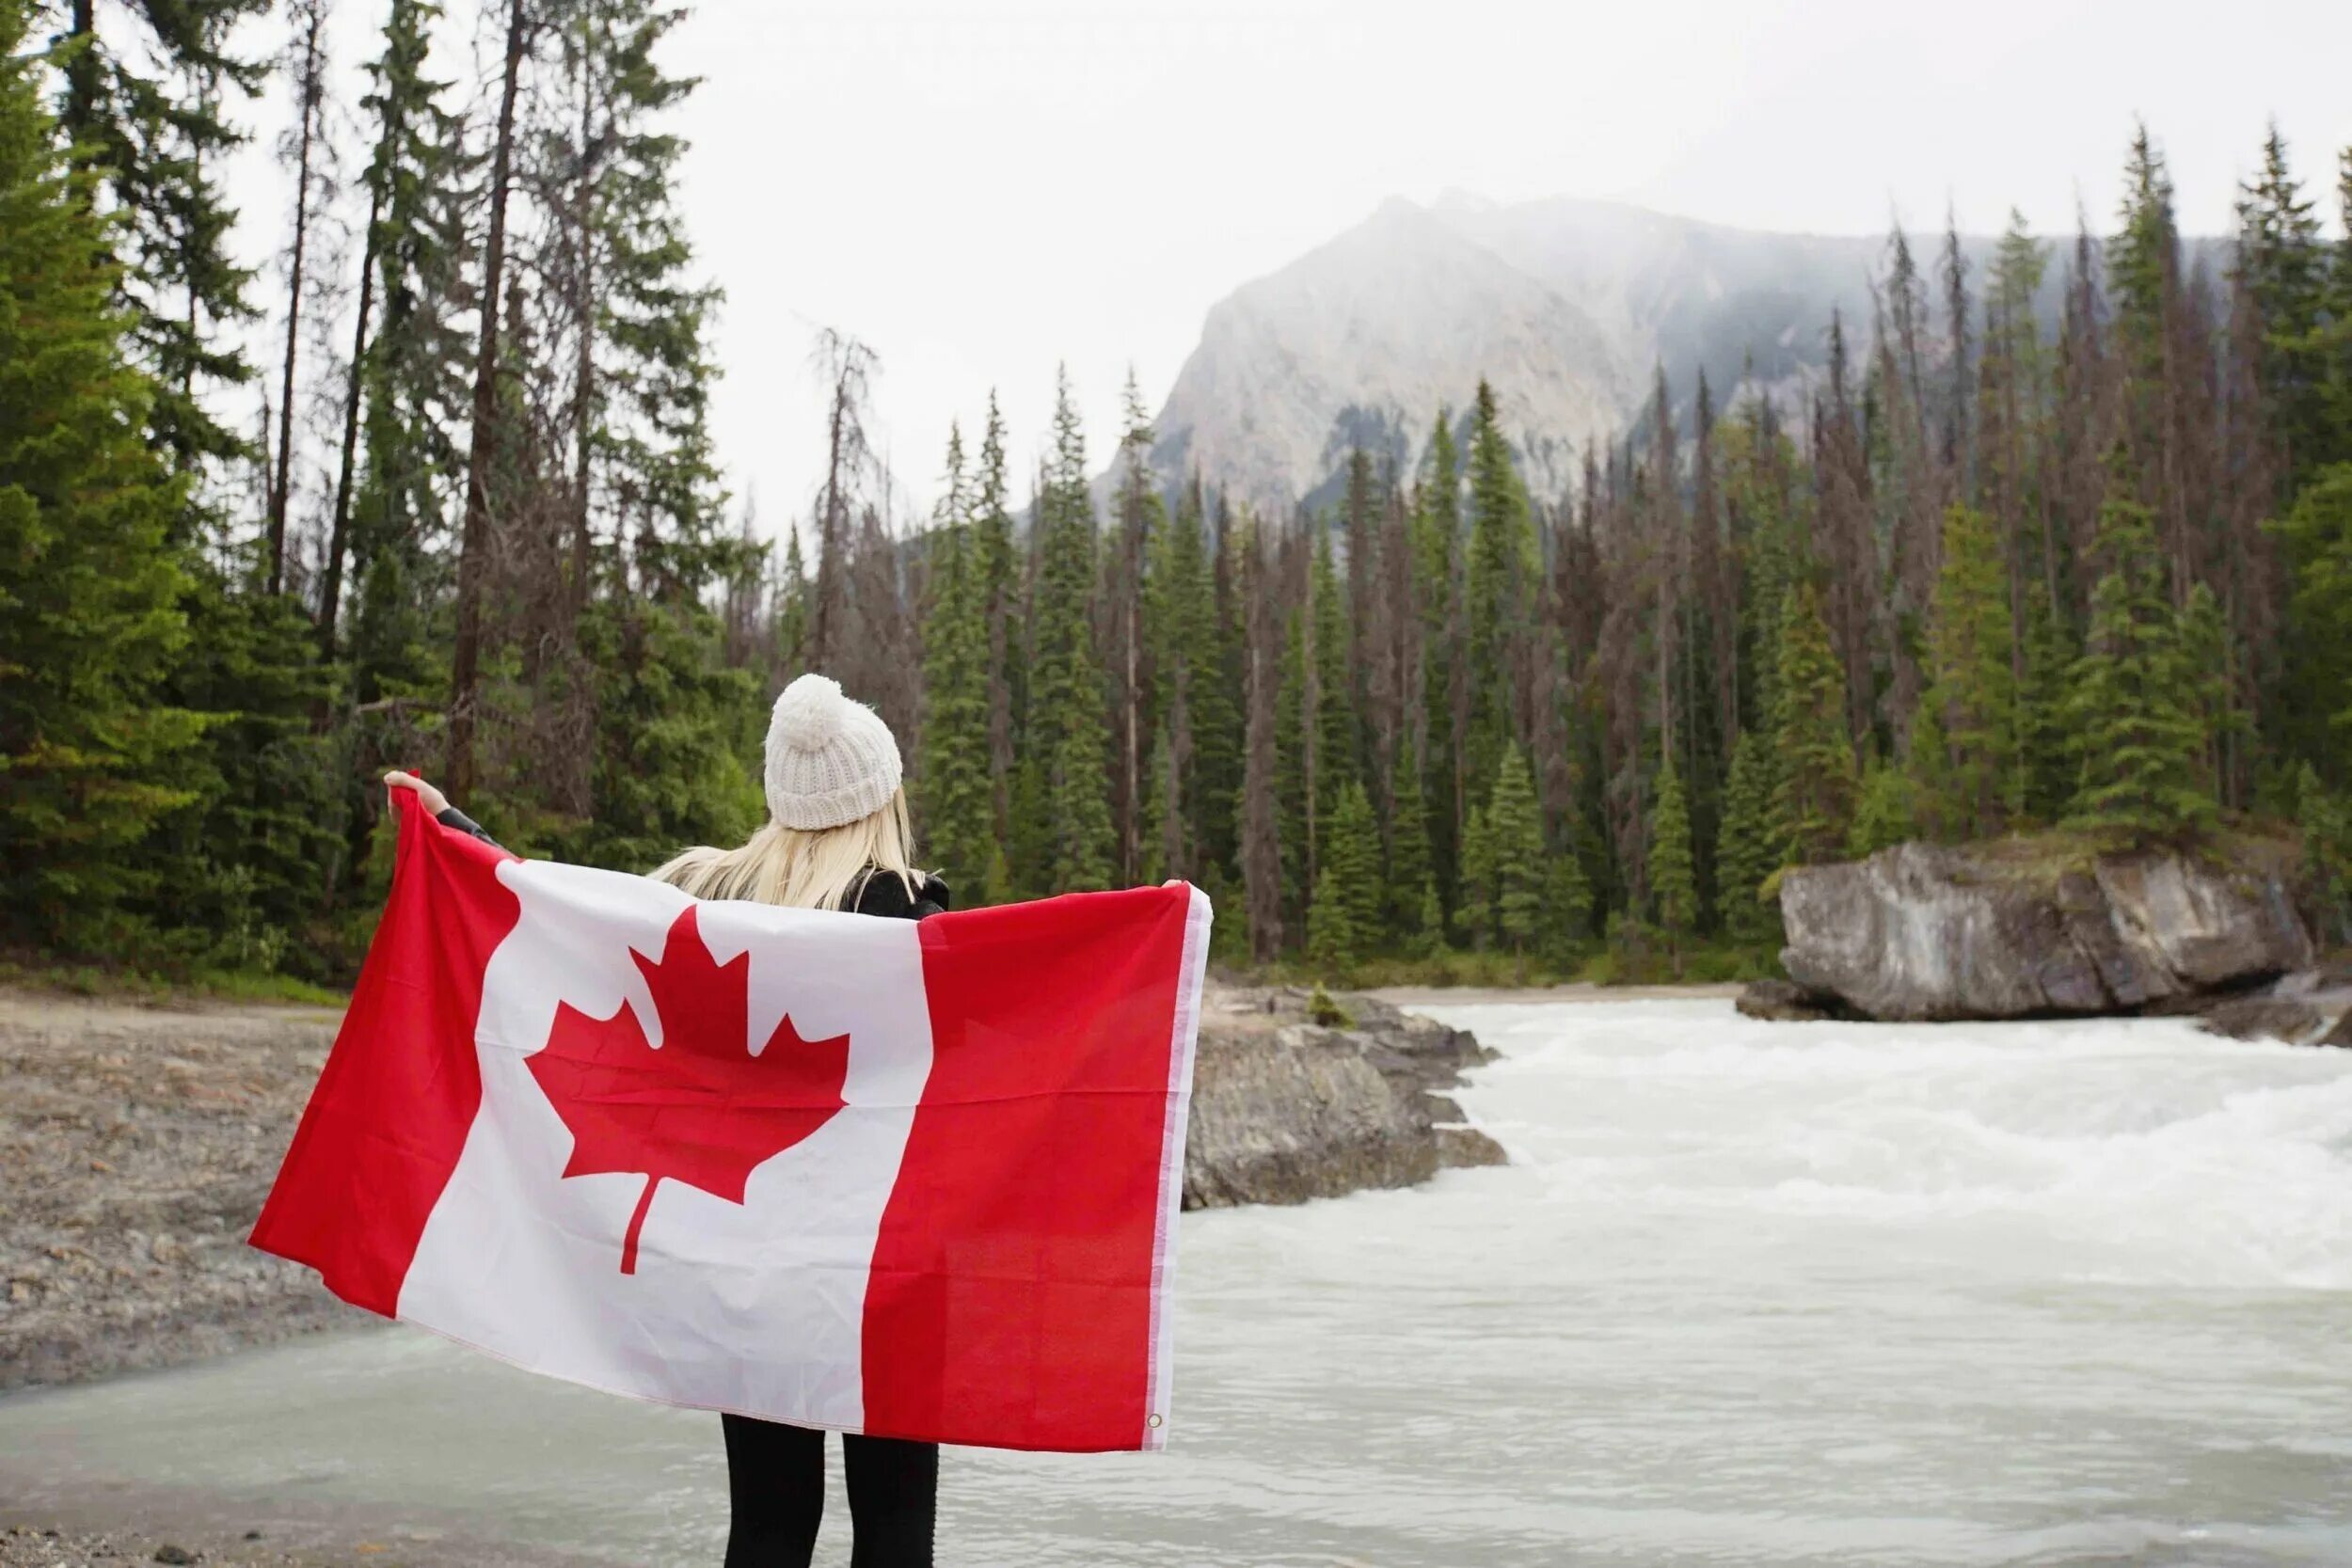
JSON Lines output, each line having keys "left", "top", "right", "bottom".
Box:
{"left": 384, "top": 770, "right": 499, "bottom": 847}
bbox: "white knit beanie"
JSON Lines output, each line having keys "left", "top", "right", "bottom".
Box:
{"left": 762, "top": 673, "right": 903, "bottom": 831}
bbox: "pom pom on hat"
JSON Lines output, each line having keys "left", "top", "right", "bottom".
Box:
{"left": 763, "top": 673, "right": 902, "bottom": 831}
{"left": 771, "top": 673, "right": 849, "bottom": 750}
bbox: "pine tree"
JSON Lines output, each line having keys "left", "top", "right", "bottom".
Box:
{"left": 53, "top": 0, "right": 267, "bottom": 478}
{"left": 1275, "top": 599, "right": 1310, "bottom": 920}
{"left": 1847, "top": 759, "right": 1919, "bottom": 856}
{"left": 917, "top": 426, "right": 993, "bottom": 896}
{"left": 1457, "top": 804, "right": 1495, "bottom": 950}
{"left": 1913, "top": 503, "right": 2018, "bottom": 837}
{"left": 1649, "top": 748, "right": 1698, "bottom": 968}
{"left": 1027, "top": 368, "right": 1115, "bottom": 890}
{"left": 2236, "top": 125, "right": 2330, "bottom": 491}
{"left": 328, "top": 0, "right": 470, "bottom": 673}
{"left": 1106, "top": 372, "right": 1163, "bottom": 880}
{"left": 1414, "top": 878, "right": 1445, "bottom": 959}
{"left": 0, "top": 16, "right": 200, "bottom": 944}
{"left": 1145, "top": 472, "right": 1218, "bottom": 876}
{"left": 1324, "top": 781, "right": 1382, "bottom": 953}
{"left": 1487, "top": 745, "right": 1544, "bottom": 956}
{"left": 1715, "top": 728, "right": 1783, "bottom": 946}
{"left": 2275, "top": 466, "right": 2352, "bottom": 783}
{"left": 1410, "top": 410, "right": 1463, "bottom": 907}
{"left": 1239, "top": 516, "right": 1284, "bottom": 958}
{"left": 2065, "top": 490, "right": 2215, "bottom": 841}
{"left": 2296, "top": 763, "right": 2352, "bottom": 944}
{"left": 970, "top": 393, "right": 1019, "bottom": 834}
{"left": 1772, "top": 582, "right": 1860, "bottom": 863}
{"left": 1385, "top": 734, "right": 1434, "bottom": 931}
{"left": 1309, "top": 524, "right": 1357, "bottom": 819}
{"left": 1463, "top": 381, "right": 1535, "bottom": 797}
{"left": 1306, "top": 864, "right": 1356, "bottom": 974}
{"left": 1542, "top": 847, "right": 1594, "bottom": 962}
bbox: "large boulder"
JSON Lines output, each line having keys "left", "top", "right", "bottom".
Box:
{"left": 1777, "top": 839, "right": 2313, "bottom": 1022}
{"left": 1183, "top": 987, "right": 1504, "bottom": 1208}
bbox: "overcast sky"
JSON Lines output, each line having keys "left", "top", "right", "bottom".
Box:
{"left": 232, "top": 0, "right": 2352, "bottom": 533}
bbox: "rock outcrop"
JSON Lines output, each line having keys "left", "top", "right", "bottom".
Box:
{"left": 1774, "top": 839, "right": 2314, "bottom": 1022}
{"left": 1183, "top": 987, "right": 1504, "bottom": 1209}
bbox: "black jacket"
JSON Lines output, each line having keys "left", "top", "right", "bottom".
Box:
{"left": 436, "top": 808, "right": 949, "bottom": 921}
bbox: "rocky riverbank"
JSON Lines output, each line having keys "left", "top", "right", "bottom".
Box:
{"left": 0, "top": 980, "right": 1502, "bottom": 1395}
{"left": 1742, "top": 833, "right": 2351, "bottom": 1042}
{"left": 1184, "top": 986, "right": 1504, "bottom": 1209}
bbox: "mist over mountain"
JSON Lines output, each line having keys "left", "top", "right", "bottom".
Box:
{"left": 1146, "top": 193, "right": 2056, "bottom": 514}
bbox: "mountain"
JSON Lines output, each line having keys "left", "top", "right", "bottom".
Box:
{"left": 1146, "top": 192, "right": 1999, "bottom": 515}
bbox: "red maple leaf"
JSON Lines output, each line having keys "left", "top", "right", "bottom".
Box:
{"left": 527, "top": 905, "right": 850, "bottom": 1274}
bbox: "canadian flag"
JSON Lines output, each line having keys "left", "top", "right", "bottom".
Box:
{"left": 250, "top": 793, "right": 1209, "bottom": 1452}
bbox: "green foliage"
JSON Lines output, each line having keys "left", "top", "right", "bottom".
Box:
{"left": 1026, "top": 368, "right": 1115, "bottom": 891}
{"left": 1305, "top": 981, "right": 1354, "bottom": 1028}
{"left": 1771, "top": 582, "right": 1859, "bottom": 863}
{"left": 1913, "top": 504, "right": 2017, "bottom": 837}
{"left": 140, "top": 578, "right": 350, "bottom": 978}
{"left": 2275, "top": 465, "right": 2352, "bottom": 782}
{"left": 1413, "top": 877, "right": 1446, "bottom": 959}
{"left": 1542, "top": 823, "right": 1595, "bottom": 961}
{"left": 54, "top": 0, "right": 267, "bottom": 476}
{"left": 2236, "top": 127, "right": 2333, "bottom": 488}
{"left": 1486, "top": 744, "right": 1544, "bottom": 954}
{"left": 1463, "top": 380, "right": 1535, "bottom": 797}
{"left": 1715, "top": 728, "right": 1783, "bottom": 946}
{"left": 1649, "top": 749, "right": 1699, "bottom": 961}
{"left": 1457, "top": 804, "right": 1495, "bottom": 950}
{"left": 1412, "top": 411, "right": 1463, "bottom": 906}
{"left": 917, "top": 427, "right": 994, "bottom": 896}
{"left": 1847, "top": 758, "right": 1920, "bottom": 857}
{"left": 1305, "top": 865, "right": 1356, "bottom": 974}
{"left": 1385, "top": 736, "right": 1434, "bottom": 931}
{"left": 1310, "top": 525, "right": 1357, "bottom": 816}
{"left": 547, "top": 598, "right": 763, "bottom": 873}
{"left": 0, "top": 26, "right": 202, "bottom": 947}
{"left": 2296, "top": 763, "right": 2352, "bottom": 945}
{"left": 1323, "top": 781, "right": 1382, "bottom": 953}
{"left": 2064, "top": 491, "right": 2217, "bottom": 843}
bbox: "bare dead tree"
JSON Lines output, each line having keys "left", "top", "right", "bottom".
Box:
{"left": 266, "top": 0, "right": 334, "bottom": 596}
{"left": 807, "top": 328, "right": 880, "bottom": 672}
{"left": 447, "top": 0, "right": 538, "bottom": 799}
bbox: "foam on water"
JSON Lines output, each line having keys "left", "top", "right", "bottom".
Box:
{"left": 3, "top": 1000, "right": 2348, "bottom": 1567}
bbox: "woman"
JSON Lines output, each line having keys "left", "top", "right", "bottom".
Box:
{"left": 388, "top": 672, "right": 946, "bottom": 1568}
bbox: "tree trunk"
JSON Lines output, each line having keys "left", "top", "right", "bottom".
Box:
{"left": 445, "top": 0, "right": 531, "bottom": 800}
{"left": 567, "top": 36, "right": 598, "bottom": 623}
{"left": 319, "top": 176, "right": 381, "bottom": 658}
{"left": 267, "top": 6, "right": 326, "bottom": 596}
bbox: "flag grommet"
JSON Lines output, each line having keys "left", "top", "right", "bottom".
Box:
{"left": 1148, "top": 1414, "right": 1163, "bottom": 1430}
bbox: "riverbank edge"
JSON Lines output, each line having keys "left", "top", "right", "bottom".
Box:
{"left": 2, "top": 975, "right": 1554, "bottom": 1396}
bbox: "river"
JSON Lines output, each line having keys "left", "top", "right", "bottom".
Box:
{"left": 5, "top": 1000, "right": 2350, "bottom": 1566}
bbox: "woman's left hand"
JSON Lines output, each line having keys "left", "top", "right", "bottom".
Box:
{"left": 384, "top": 769, "right": 451, "bottom": 817}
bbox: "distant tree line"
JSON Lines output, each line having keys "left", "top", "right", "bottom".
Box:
{"left": 907, "top": 128, "right": 2352, "bottom": 974}
{"left": 0, "top": 0, "right": 2346, "bottom": 985}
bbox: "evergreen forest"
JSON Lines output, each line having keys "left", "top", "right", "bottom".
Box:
{"left": 5, "top": 0, "right": 2352, "bottom": 987}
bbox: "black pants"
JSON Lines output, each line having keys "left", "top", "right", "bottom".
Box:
{"left": 721, "top": 1414, "right": 937, "bottom": 1567}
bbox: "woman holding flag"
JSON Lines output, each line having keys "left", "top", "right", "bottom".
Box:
{"left": 388, "top": 670, "right": 946, "bottom": 1566}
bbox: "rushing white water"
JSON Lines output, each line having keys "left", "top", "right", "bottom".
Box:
{"left": 6, "top": 1001, "right": 2351, "bottom": 1566}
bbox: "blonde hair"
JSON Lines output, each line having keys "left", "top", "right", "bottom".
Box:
{"left": 651, "top": 787, "right": 920, "bottom": 911}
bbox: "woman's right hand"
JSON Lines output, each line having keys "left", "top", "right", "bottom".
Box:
{"left": 384, "top": 769, "right": 452, "bottom": 817}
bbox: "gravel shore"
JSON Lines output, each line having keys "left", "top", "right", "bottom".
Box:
{"left": 1, "top": 977, "right": 1509, "bottom": 1560}
{"left": 1, "top": 991, "right": 370, "bottom": 1393}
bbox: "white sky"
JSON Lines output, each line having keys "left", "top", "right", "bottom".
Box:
{"left": 230, "top": 0, "right": 2352, "bottom": 534}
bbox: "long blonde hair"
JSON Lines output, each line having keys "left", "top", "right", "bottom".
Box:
{"left": 651, "top": 787, "right": 920, "bottom": 911}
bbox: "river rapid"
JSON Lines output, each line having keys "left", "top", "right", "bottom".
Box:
{"left": 4, "top": 1000, "right": 2349, "bottom": 1566}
